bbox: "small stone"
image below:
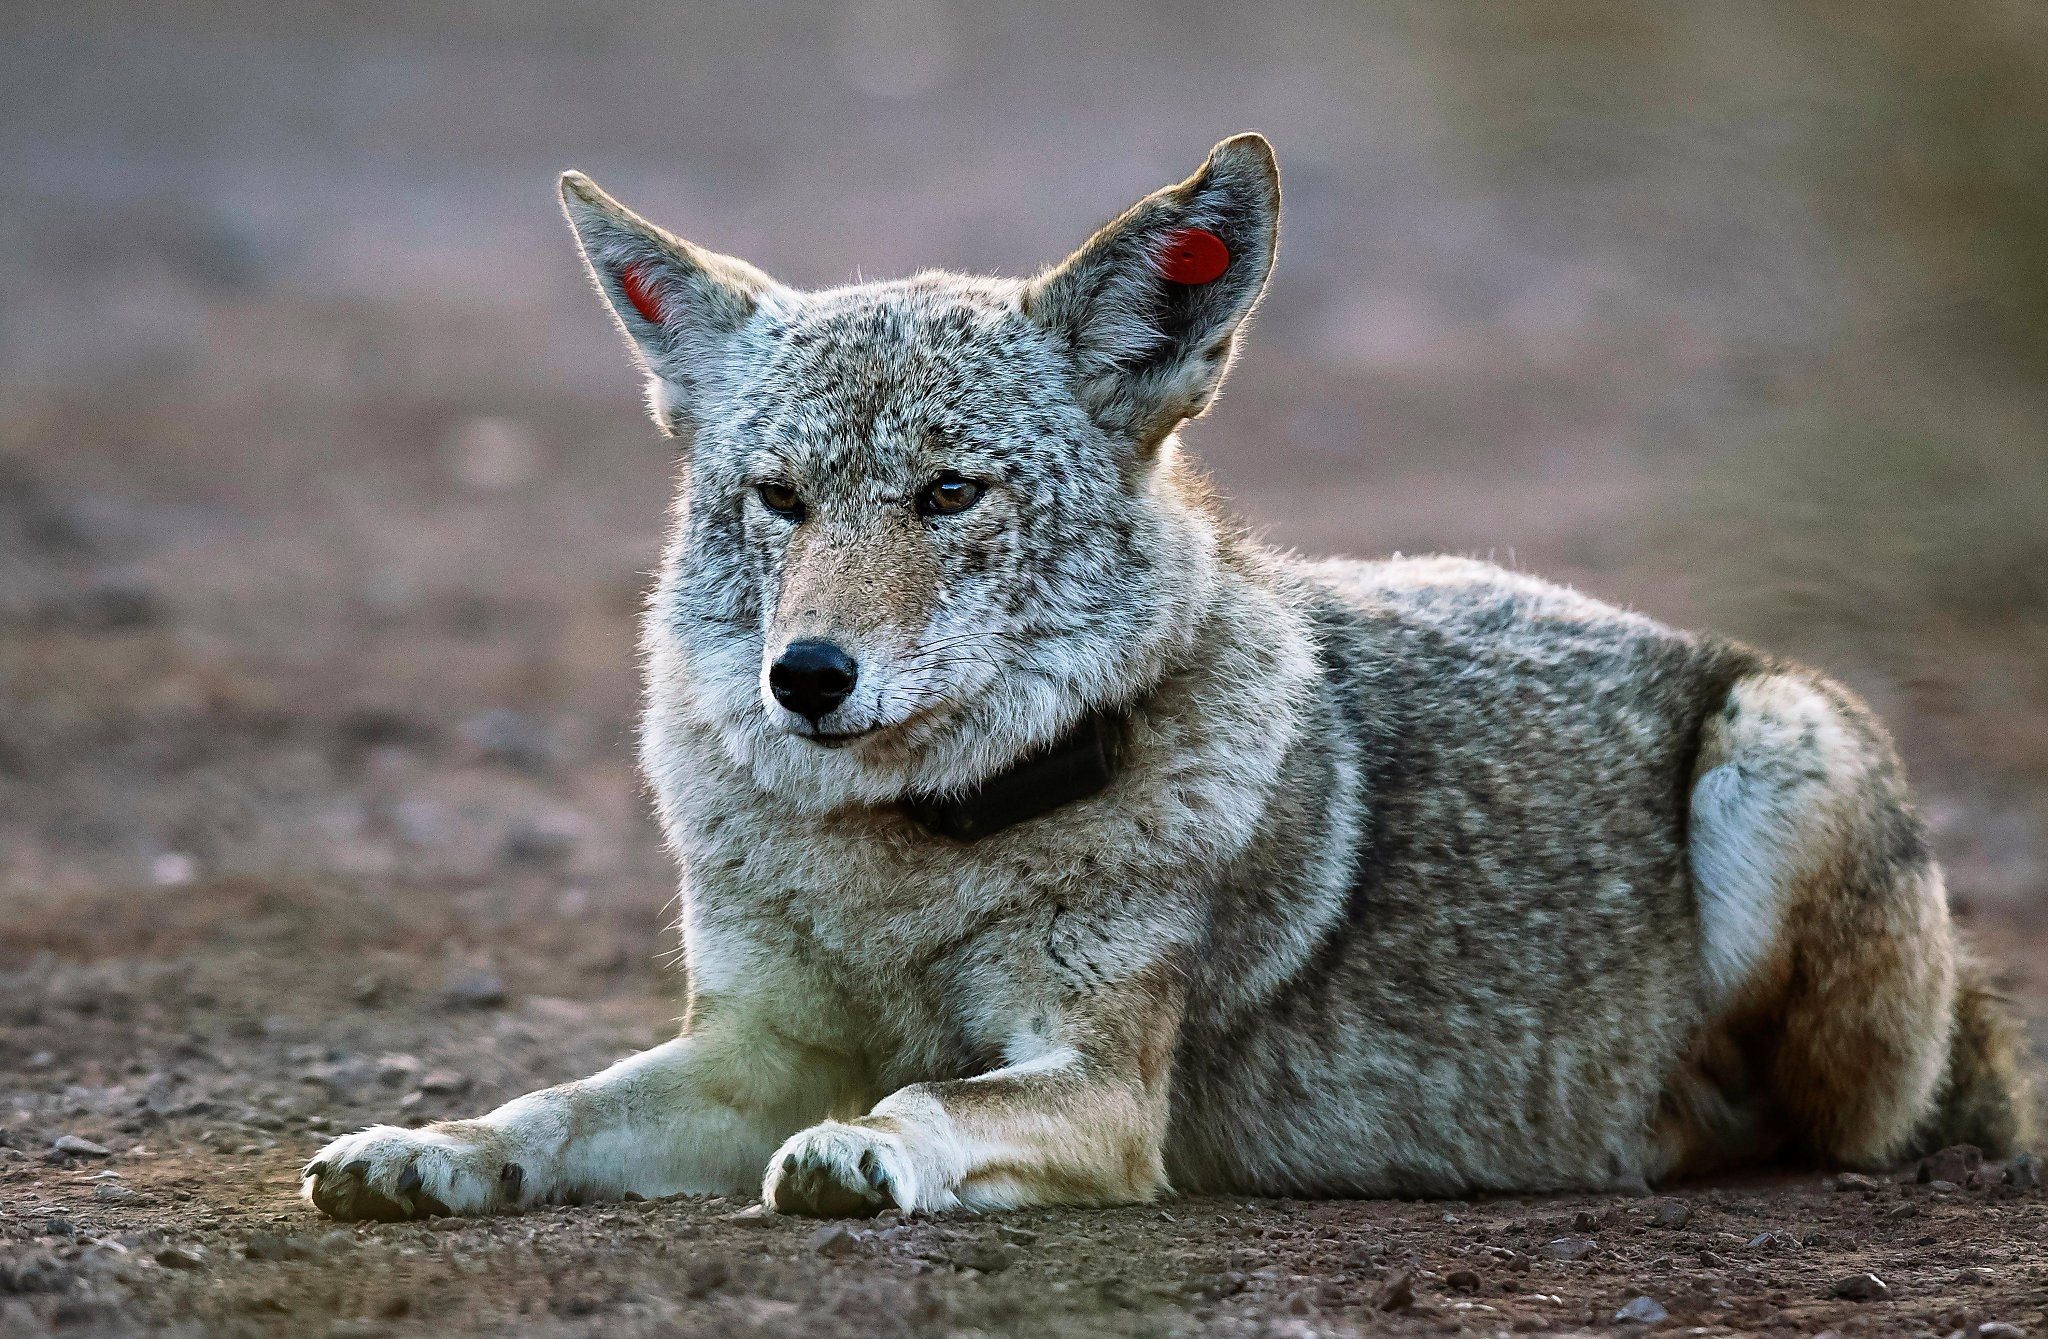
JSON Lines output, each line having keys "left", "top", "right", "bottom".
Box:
{"left": 682, "top": 1258, "right": 729, "bottom": 1297}
{"left": 1372, "top": 1267, "right": 1416, "bottom": 1312}
{"left": 443, "top": 973, "right": 507, "bottom": 1009}
{"left": 956, "top": 1240, "right": 1019, "bottom": 1274}
{"left": 1649, "top": 1200, "right": 1690, "bottom": 1228}
{"left": 42, "top": 1218, "right": 75, "bottom": 1237}
{"left": 1974, "top": 1323, "right": 2026, "bottom": 1339}
{"left": 1615, "top": 1295, "right": 1669, "bottom": 1324}
{"left": 1919, "top": 1145, "right": 1983, "bottom": 1185}
{"left": 1927, "top": 1179, "right": 1962, "bottom": 1193}
{"left": 1833, "top": 1172, "right": 1883, "bottom": 1193}
{"left": 39, "top": 577, "right": 162, "bottom": 632}
{"left": 349, "top": 974, "right": 386, "bottom": 1006}
{"left": 725, "top": 1205, "right": 774, "bottom": 1226}
{"left": 418, "top": 1070, "right": 470, "bottom": 1097}
{"left": 1572, "top": 1210, "right": 1601, "bottom": 1233}
{"left": 93, "top": 1184, "right": 137, "bottom": 1204}
{"left": 995, "top": 1225, "right": 1039, "bottom": 1245}
{"left": 1748, "top": 1230, "right": 1795, "bottom": 1250}
{"left": 1445, "top": 1269, "right": 1482, "bottom": 1293}
{"left": 1542, "top": 1237, "right": 1596, "bottom": 1262}
{"left": 500, "top": 819, "right": 576, "bottom": 867}
{"left": 375, "top": 1054, "right": 424, "bottom": 1086}
{"left": 1698, "top": 1250, "right": 1724, "bottom": 1268}
{"left": 806, "top": 1224, "right": 861, "bottom": 1258}
{"left": 52, "top": 1135, "right": 110, "bottom": 1157}
{"left": 458, "top": 709, "right": 554, "bottom": 773}
{"left": 1830, "top": 1272, "right": 1890, "bottom": 1301}
{"left": 244, "top": 1233, "right": 289, "bottom": 1262}
{"left": 155, "top": 1247, "right": 204, "bottom": 1271}
{"left": 2003, "top": 1152, "right": 2041, "bottom": 1190}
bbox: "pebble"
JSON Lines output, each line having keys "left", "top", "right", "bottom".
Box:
{"left": 1615, "top": 1295, "right": 1669, "bottom": 1324}
{"left": 1541, "top": 1236, "right": 1596, "bottom": 1261}
{"left": 154, "top": 1247, "right": 204, "bottom": 1271}
{"left": 955, "top": 1240, "right": 1019, "bottom": 1274}
{"left": 2004, "top": 1152, "right": 2041, "bottom": 1190}
{"left": 1833, "top": 1172, "right": 1883, "bottom": 1193}
{"left": 443, "top": 973, "right": 507, "bottom": 1009}
{"left": 1649, "top": 1199, "right": 1690, "bottom": 1228}
{"left": 458, "top": 709, "right": 554, "bottom": 773}
{"left": 418, "top": 1069, "right": 470, "bottom": 1096}
{"left": 1445, "top": 1268, "right": 1482, "bottom": 1293}
{"left": 52, "top": 1135, "right": 110, "bottom": 1157}
{"left": 1831, "top": 1272, "right": 1890, "bottom": 1301}
{"left": 38, "top": 577, "right": 162, "bottom": 632}
{"left": 1972, "top": 1323, "right": 2026, "bottom": 1339}
{"left": 805, "top": 1224, "right": 861, "bottom": 1258}
{"left": 681, "top": 1258, "right": 729, "bottom": 1297}
{"left": 725, "top": 1205, "right": 774, "bottom": 1227}
{"left": 1371, "top": 1266, "right": 1416, "bottom": 1312}
{"left": 1919, "top": 1145, "right": 1983, "bottom": 1186}
{"left": 375, "top": 1054, "right": 424, "bottom": 1086}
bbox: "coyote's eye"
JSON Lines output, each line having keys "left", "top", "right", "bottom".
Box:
{"left": 755, "top": 482, "right": 805, "bottom": 521}
{"left": 917, "top": 474, "right": 985, "bottom": 517}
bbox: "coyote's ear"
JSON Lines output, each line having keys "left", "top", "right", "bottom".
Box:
{"left": 559, "top": 171, "right": 786, "bottom": 434}
{"left": 1024, "top": 134, "right": 1279, "bottom": 450}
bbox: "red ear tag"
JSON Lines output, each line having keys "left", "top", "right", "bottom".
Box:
{"left": 618, "top": 260, "right": 668, "bottom": 325}
{"left": 1158, "top": 227, "right": 1230, "bottom": 285}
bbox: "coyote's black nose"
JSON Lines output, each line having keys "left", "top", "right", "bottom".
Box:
{"left": 770, "top": 640, "right": 858, "bottom": 723}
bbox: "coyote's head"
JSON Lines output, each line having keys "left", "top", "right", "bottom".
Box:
{"left": 560, "top": 136, "right": 1279, "bottom": 809}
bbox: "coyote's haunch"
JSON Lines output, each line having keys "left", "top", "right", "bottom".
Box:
{"left": 304, "top": 135, "right": 2026, "bottom": 1223}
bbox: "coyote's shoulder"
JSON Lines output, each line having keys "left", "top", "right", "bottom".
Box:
{"left": 303, "top": 134, "right": 2024, "bottom": 1227}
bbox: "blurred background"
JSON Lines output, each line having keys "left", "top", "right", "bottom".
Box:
{"left": 3, "top": 0, "right": 2044, "bottom": 986}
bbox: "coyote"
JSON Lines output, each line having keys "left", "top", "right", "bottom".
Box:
{"left": 304, "top": 134, "right": 2025, "bottom": 1222}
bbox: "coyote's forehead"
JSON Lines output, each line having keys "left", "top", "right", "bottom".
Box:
{"left": 715, "top": 281, "right": 1085, "bottom": 489}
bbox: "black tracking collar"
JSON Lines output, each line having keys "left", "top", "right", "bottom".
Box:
{"left": 900, "top": 709, "right": 1124, "bottom": 843}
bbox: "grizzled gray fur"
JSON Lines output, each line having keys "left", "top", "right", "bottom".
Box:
{"left": 304, "top": 135, "right": 2025, "bottom": 1224}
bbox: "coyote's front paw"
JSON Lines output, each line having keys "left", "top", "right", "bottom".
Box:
{"left": 302, "top": 1124, "right": 527, "bottom": 1222}
{"left": 765, "top": 1121, "right": 943, "bottom": 1218}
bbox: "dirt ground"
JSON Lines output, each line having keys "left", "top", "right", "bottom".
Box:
{"left": 7, "top": 3, "right": 2048, "bottom": 1336}
{"left": 0, "top": 890, "right": 2045, "bottom": 1339}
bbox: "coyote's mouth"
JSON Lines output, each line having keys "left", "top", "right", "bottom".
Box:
{"left": 800, "top": 729, "right": 873, "bottom": 749}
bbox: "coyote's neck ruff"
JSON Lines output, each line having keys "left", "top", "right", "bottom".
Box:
{"left": 304, "top": 135, "right": 2024, "bottom": 1225}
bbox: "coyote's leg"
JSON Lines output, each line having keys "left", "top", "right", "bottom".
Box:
{"left": 763, "top": 971, "right": 1180, "bottom": 1216}
{"left": 1679, "top": 672, "right": 1965, "bottom": 1168}
{"left": 303, "top": 1000, "right": 855, "bottom": 1221}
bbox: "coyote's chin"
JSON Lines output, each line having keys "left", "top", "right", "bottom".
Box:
{"left": 305, "top": 132, "right": 2026, "bottom": 1227}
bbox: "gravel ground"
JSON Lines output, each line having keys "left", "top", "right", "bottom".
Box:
{"left": 1, "top": 870, "right": 2044, "bottom": 1338}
